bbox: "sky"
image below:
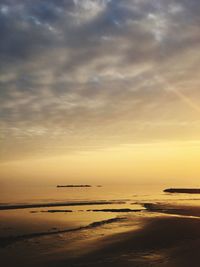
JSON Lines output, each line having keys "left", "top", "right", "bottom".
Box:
{"left": 1, "top": 0, "right": 200, "bottom": 186}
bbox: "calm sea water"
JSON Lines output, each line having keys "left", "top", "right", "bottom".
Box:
{"left": 0, "top": 184, "right": 163, "bottom": 203}
{"left": 1, "top": 184, "right": 200, "bottom": 238}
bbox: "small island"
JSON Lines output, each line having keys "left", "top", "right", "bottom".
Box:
{"left": 57, "top": 185, "right": 92, "bottom": 188}
{"left": 164, "top": 188, "right": 200, "bottom": 194}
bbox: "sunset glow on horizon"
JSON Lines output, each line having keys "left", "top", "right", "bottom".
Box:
{"left": 1, "top": 140, "right": 200, "bottom": 188}
{"left": 1, "top": 0, "right": 200, "bottom": 187}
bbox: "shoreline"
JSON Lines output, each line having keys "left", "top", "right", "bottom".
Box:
{"left": 1, "top": 211, "right": 200, "bottom": 267}
{"left": 0, "top": 200, "right": 126, "bottom": 210}
{"left": 1, "top": 201, "right": 200, "bottom": 266}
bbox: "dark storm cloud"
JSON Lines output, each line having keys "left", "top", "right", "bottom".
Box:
{"left": 1, "top": 0, "right": 200, "bottom": 160}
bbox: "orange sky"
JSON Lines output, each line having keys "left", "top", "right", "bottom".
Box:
{"left": 1, "top": 141, "right": 200, "bottom": 187}
{"left": 1, "top": 0, "right": 200, "bottom": 187}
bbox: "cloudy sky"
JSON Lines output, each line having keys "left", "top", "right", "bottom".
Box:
{"left": 1, "top": 0, "right": 200, "bottom": 184}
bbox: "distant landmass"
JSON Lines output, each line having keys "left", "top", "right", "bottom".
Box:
{"left": 164, "top": 188, "right": 200, "bottom": 194}
{"left": 57, "top": 185, "right": 92, "bottom": 188}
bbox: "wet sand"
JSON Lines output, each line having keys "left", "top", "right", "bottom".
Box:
{"left": 1, "top": 203, "right": 200, "bottom": 267}
{"left": 144, "top": 202, "right": 200, "bottom": 217}
{"left": 64, "top": 216, "right": 200, "bottom": 267}
{"left": 0, "top": 217, "right": 125, "bottom": 248}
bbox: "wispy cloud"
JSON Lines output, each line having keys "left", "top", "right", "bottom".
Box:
{"left": 1, "top": 0, "right": 200, "bottom": 161}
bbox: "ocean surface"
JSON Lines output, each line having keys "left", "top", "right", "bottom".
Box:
{"left": 1, "top": 184, "right": 200, "bottom": 238}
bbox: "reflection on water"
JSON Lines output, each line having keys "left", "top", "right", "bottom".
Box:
{"left": 0, "top": 204, "right": 135, "bottom": 237}
{"left": 0, "top": 184, "right": 159, "bottom": 203}
{"left": 1, "top": 184, "right": 200, "bottom": 238}
{"left": 1, "top": 185, "right": 200, "bottom": 267}
{"left": 2, "top": 184, "right": 200, "bottom": 203}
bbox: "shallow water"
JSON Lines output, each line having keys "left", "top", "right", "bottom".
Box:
{"left": 1, "top": 184, "right": 200, "bottom": 267}
{"left": 1, "top": 184, "right": 200, "bottom": 239}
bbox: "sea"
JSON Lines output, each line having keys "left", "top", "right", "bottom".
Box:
{"left": 1, "top": 184, "right": 200, "bottom": 239}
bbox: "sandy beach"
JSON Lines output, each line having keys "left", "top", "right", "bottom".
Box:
{"left": 1, "top": 199, "right": 200, "bottom": 267}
